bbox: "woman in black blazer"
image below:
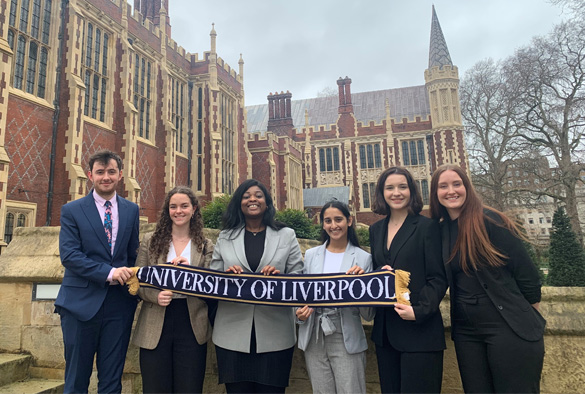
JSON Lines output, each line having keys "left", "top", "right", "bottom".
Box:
{"left": 369, "top": 167, "right": 447, "bottom": 394}
{"left": 430, "top": 165, "right": 545, "bottom": 393}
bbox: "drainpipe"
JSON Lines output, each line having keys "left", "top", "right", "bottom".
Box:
{"left": 45, "top": 0, "right": 69, "bottom": 226}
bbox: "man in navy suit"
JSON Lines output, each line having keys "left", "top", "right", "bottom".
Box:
{"left": 55, "top": 150, "right": 140, "bottom": 394}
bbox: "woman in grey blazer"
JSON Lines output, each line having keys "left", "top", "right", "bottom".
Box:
{"left": 132, "top": 186, "right": 213, "bottom": 394}
{"left": 296, "top": 200, "right": 374, "bottom": 394}
{"left": 210, "top": 179, "right": 304, "bottom": 394}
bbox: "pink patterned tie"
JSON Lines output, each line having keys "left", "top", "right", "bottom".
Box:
{"left": 104, "top": 201, "right": 112, "bottom": 250}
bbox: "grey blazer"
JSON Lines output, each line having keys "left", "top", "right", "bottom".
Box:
{"left": 210, "top": 226, "right": 304, "bottom": 353}
{"left": 132, "top": 233, "right": 214, "bottom": 349}
{"left": 297, "top": 242, "right": 374, "bottom": 354}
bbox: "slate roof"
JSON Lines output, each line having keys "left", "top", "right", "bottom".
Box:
{"left": 246, "top": 85, "right": 430, "bottom": 134}
{"left": 303, "top": 186, "right": 350, "bottom": 208}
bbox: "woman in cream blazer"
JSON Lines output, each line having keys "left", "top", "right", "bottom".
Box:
{"left": 132, "top": 186, "right": 213, "bottom": 394}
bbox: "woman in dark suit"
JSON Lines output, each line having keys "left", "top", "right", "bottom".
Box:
{"left": 210, "top": 179, "right": 304, "bottom": 393}
{"left": 132, "top": 186, "right": 213, "bottom": 394}
{"left": 430, "top": 165, "right": 545, "bottom": 393}
{"left": 369, "top": 167, "right": 447, "bottom": 394}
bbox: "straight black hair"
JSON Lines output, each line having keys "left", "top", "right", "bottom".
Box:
{"left": 319, "top": 200, "right": 361, "bottom": 248}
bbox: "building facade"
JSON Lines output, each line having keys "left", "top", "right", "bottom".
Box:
{"left": 0, "top": 0, "right": 249, "bottom": 245}
{"left": 245, "top": 6, "right": 467, "bottom": 224}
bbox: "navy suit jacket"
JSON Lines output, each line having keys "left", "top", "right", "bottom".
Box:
{"left": 55, "top": 192, "right": 140, "bottom": 321}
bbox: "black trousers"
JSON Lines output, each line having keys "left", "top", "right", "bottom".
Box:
{"left": 453, "top": 295, "right": 544, "bottom": 393}
{"left": 139, "top": 299, "right": 207, "bottom": 394}
{"left": 375, "top": 337, "right": 443, "bottom": 394}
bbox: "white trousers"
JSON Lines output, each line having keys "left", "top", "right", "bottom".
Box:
{"left": 304, "top": 312, "right": 366, "bottom": 394}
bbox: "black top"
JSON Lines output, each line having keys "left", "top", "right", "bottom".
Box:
{"left": 244, "top": 229, "right": 266, "bottom": 272}
{"left": 440, "top": 210, "right": 546, "bottom": 341}
{"left": 447, "top": 219, "right": 486, "bottom": 298}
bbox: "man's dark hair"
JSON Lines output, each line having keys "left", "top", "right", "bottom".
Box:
{"left": 88, "top": 150, "right": 123, "bottom": 172}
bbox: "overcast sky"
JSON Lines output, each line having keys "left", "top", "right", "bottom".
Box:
{"left": 167, "top": 0, "right": 567, "bottom": 106}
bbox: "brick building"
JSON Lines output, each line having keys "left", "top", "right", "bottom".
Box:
{"left": 0, "top": 0, "right": 249, "bottom": 245}
{"left": 245, "top": 6, "right": 468, "bottom": 224}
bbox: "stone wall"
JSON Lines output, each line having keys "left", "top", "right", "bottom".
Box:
{"left": 0, "top": 227, "right": 583, "bottom": 393}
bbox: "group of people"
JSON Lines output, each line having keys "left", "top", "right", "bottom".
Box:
{"left": 55, "top": 149, "right": 545, "bottom": 394}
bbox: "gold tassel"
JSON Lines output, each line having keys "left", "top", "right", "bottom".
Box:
{"left": 126, "top": 266, "right": 141, "bottom": 295}
{"left": 394, "top": 269, "right": 411, "bottom": 306}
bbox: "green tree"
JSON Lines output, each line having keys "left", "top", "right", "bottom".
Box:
{"left": 548, "top": 207, "right": 585, "bottom": 286}
{"left": 201, "top": 194, "right": 232, "bottom": 229}
{"left": 356, "top": 227, "right": 370, "bottom": 248}
{"left": 275, "top": 209, "right": 319, "bottom": 240}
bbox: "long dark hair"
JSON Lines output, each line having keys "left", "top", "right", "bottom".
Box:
{"left": 149, "top": 186, "right": 206, "bottom": 261}
{"left": 372, "top": 166, "right": 423, "bottom": 216}
{"left": 222, "top": 179, "right": 283, "bottom": 233}
{"left": 319, "top": 200, "right": 360, "bottom": 248}
{"left": 429, "top": 164, "right": 522, "bottom": 273}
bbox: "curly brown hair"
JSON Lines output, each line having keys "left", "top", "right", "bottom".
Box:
{"left": 149, "top": 186, "right": 206, "bottom": 262}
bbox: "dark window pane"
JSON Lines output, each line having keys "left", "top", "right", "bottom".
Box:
{"left": 409, "top": 140, "right": 418, "bottom": 165}
{"left": 84, "top": 70, "right": 90, "bottom": 115}
{"left": 359, "top": 145, "right": 366, "bottom": 169}
{"left": 41, "top": 0, "right": 51, "bottom": 44}
{"left": 38, "top": 47, "right": 47, "bottom": 98}
{"left": 417, "top": 140, "right": 425, "bottom": 165}
{"left": 102, "top": 34, "right": 108, "bottom": 74}
{"left": 100, "top": 78, "right": 106, "bottom": 122}
{"left": 333, "top": 147, "right": 340, "bottom": 171}
{"left": 85, "top": 23, "right": 93, "bottom": 67}
{"left": 17, "top": 213, "right": 26, "bottom": 227}
{"left": 421, "top": 179, "right": 429, "bottom": 205}
{"left": 369, "top": 183, "right": 376, "bottom": 207}
{"left": 198, "top": 122, "right": 202, "bottom": 154}
{"left": 91, "top": 74, "right": 99, "bottom": 118}
{"left": 7, "top": 29, "right": 15, "bottom": 51}
{"left": 198, "top": 87, "right": 203, "bottom": 118}
{"left": 145, "top": 100, "right": 150, "bottom": 139}
{"left": 9, "top": 0, "right": 18, "bottom": 27}
{"left": 4, "top": 213, "right": 14, "bottom": 244}
{"left": 402, "top": 141, "right": 410, "bottom": 166}
{"left": 326, "top": 148, "right": 332, "bottom": 171}
{"left": 367, "top": 144, "right": 374, "bottom": 168}
{"left": 94, "top": 28, "right": 101, "bottom": 71}
{"left": 19, "top": 0, "right": 30, "bottom": 32}
{"left": 26, "top": 41, "right": 38, "bottom": 93}
{"left": 362, "top": 184, "right": 370, "bottom": 209}
{"left": 374, "top": 144, "right": 381, "bottom": 168}
{"left": 31, "top": 0, "right": 41, "bottom": 39}
{"left": 14, "top": 35, "right": 26, "bottom": 90}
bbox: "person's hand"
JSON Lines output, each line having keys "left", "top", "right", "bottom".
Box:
{"left": 296, "top": 305, "right": 314, "bottom": 321}
{"left": 170, "top": 256, "right": 189, "bottom": 266}
{"left": 112, "top": 267, "right": 134, "bottom": 285}
{"left": 261, "top": 265, "right": 280, "bottom": 276}
{"left": 380, "top": 265, "right": 393, "bottom": 271}
{"left": 226, "top": 265, "right": 243, "bottom": 274}
{"left": 157, "top": 290, "right": 173, "bottom": 307}
{"left": 394, "top": 303, "right": 415, "bottom": 321}
{"left": 346, "top": 265, "right": 364, "bottom": 275}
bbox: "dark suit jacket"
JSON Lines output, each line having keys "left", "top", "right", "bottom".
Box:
{"left": 55, "top": 192, "right": 140, "bottom": 322}
{"left": 440, "top": 211, "right": 546, "bottom": 341}
{"left": 370, "top": 214, "right": 447, "bottom": 352}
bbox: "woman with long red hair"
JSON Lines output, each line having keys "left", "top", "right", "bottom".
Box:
{"left": 430, "top": 164, "right": 545, "bottom": 393}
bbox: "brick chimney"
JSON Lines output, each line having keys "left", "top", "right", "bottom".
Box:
{"left": 337, "top": 77, "right": 353, "bottom": 114}
{"left": 267, "top": 91, "right": 294, "bottom": 137}
{"left": 134, "top": 0, "right": 172, "bottom": 37}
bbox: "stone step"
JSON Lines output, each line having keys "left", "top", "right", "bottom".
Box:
{"left": 0, "top": 378, "right": 64, "bottom": 394}
{"left": 0, "top": 354, "right": 32, "bottom": 387}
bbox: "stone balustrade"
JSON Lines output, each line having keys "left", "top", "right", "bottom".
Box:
{"left": 0, "top": 227, "right": 583, "bottom": 393}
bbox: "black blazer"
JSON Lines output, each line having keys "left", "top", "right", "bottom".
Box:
{"left": 440, "top": 212, "right": 546, "bottom": 342}
{"left": 370, "top": 214, "right": 447, "bottom": 352}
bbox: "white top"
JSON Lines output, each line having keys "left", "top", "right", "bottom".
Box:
{"left": 167, "top": 240, "right": 191, "bottom": 299}
{"left": 323, "top": 250, "right": 345, "bottom": 273}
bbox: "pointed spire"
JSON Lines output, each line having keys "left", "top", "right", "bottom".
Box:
{"left": 428, "top": 5, "right": 452, "bottom": 69}
{"left": 210, "top": 23, "right": 217, "bottom": 53}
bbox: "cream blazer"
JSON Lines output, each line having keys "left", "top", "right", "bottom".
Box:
{"left": 132, "top": 232, "right": 214, "bottom": 349}
{"left": 210, "top": 226, "right": 304, "bottom": 353}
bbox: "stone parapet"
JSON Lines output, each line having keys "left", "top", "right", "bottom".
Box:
{"left": 0, "top": 227, "right": 583, "bottom": 393}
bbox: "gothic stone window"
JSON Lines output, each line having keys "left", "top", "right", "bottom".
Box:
{"left": 319, "top": 147, "right": 340, "bottom": 172}
{"left": 7, "top": 0, "right": 53, "bottom": 99}
{"left": 169, "top": 76, "right": 187, "bottom": 154}
{"left": 359, "top": 143, "right": 382, "bottom": 169}
{"left": 82, "top": 22, "right": 110, "bottom": 122}
{"left": 362, "top": 182, "right": 376, "bottom": 209}
{"left": 401, "top": 139, "right": 426, "bottom": 166}
{"left": 221, "top": 93, "right": 236, "bottom": 194}
{"left": 4, "top": 201, "right": 36, "bottom": 244}
{"left": 134, "top": 53, "right": 153, "bottom": 140}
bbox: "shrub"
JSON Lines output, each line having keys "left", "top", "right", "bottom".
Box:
{"left": 276, "top": 209, "right": 319, "bottom": 239}
{"left": 201, "top": 194, "right": 232, "bottom": 229}
{"left": 548, "top": 207, "right": 585, "bottom": 286}
{"left": 356, "top": 226, "right": 370, "bottom": 247}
